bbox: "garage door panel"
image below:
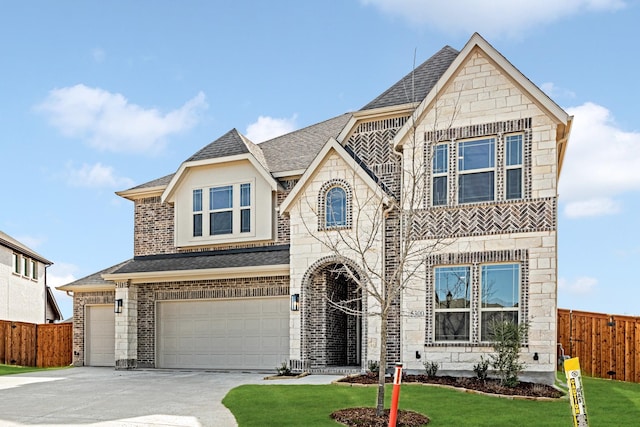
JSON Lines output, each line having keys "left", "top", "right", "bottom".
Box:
{"left": 86, "top": 305, "right": 115, "bottom": 367}
{"left": 157, "top": 298, "right": 289, "bottom": 370}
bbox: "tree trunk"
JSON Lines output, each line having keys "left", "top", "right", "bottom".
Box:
{"left": 376, "top": 310, "right": 388, "bottom": 416}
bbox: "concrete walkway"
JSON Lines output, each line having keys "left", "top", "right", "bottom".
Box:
{"left": 0, "top": 367, "right": 342, "bottom": 427}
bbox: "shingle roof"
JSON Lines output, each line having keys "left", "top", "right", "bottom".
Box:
{"left": 125, "top": 173, "right": 175, "bottom": 191}
{"left": 112, "top": 245, "right": 289, "bottom": 274}
{"left": 260, "top": 113, "right": 352, "bottom": 174}
{"left": 56, "top": 259, "right": 132, "bottom": 290}
{"left": 0, "top": 230, "right": 52, "bottom": 265}
{"left": 186, "top": 128, "right": 251, "bottom": 162}
{"left": 361, "top": 46, "right": 459, "bottom": 111}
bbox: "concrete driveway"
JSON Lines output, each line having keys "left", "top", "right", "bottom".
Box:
{"left": 0, "top": 367, "right": 342, "bottom": 427}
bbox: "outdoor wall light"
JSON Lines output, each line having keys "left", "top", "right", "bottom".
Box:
{"left": 290, "top": 294, "right": 300, "bottom": 311}
{"left": 114, "top": 299, "right": 123, "bottom": 314}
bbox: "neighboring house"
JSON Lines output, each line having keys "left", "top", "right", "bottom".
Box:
{"left": 58, "top": 33, "right": 571, "bottom": 384}
{"left": 0, "top": 231, "right": 62, "bottom": 324}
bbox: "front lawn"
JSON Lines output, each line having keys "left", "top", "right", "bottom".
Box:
{"left": 223, "top": 376, "right": 640, "bottom": 426}
{"left": 0, "top": 364, "right": 63, "bottom": 376}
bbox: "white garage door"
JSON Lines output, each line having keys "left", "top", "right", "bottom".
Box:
{"left": 157, "top": 298, "right": 289, "bottom": 370}
{"left": 85, "top": 305, "right": 115, "bottom": 366}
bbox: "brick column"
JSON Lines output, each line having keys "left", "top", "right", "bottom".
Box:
{"left": 115, "top": 281, "right": 137, "bottom": 369}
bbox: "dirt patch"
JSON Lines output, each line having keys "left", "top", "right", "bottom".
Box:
{"left": 331, "top": 407, "right": 429, "bottom": 427}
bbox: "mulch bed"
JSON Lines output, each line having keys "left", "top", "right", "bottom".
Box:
{"left": 332, "top": 407, "right": 429, "bottom": 427}
{"left": 338, "top": 373, "right": 564, "bottom": 399}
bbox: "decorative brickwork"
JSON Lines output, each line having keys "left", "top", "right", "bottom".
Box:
{"left": 317, "top": 179, "right": 353, "bottom": 231}
{"left": 384, "top": 209, "right": 402, "bottom": 367}
{"left": 424, "top": 118, "right": 534, "bottom": 209}
{"left": 411, "top": 197, "right": 556, "bottom": 240}
{"left": 345, "top": 116, "right": 408, "bottom": 196}
{"left": 72, "top": 291, "right": 115, "bottom": 366}
{"left": 424, "top": 249, "right": 529, "bottom": 346}
{"left": 135, "top": 276, "right": 289, "bottom": 367}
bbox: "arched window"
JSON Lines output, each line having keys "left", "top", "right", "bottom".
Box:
{"left": 326, "top": 186, "right": 346, "bottom": 227}
{"left": 318, "top": 180, "right": 352, "bottom": 230}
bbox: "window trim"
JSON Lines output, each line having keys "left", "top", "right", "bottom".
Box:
{"left": 318, "top": 179, "right": 352, "bottom": 231}
{"left": 425, "top": 250, "right": 528, "bottom": 346}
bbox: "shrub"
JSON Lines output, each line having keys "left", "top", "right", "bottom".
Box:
{"left": 276, "top": 361, "right": 291, "bottom": 376}
{"left": 488, "top": 319, "right": 528, "bottom": 387}
{"left": 367, "top": 360, "right": 380, "bottom": 375}
{"left": 473, "top": 356, "right": 490, "bottom": 381}
{"left": 423, "top": 360, "right": 440, "bottom": 378}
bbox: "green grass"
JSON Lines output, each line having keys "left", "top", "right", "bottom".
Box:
{"left": 223, "top": 376, "right": 640, "bottom": 426}
{"left": 0, "top": 364, "right": 65, "bottom": 376}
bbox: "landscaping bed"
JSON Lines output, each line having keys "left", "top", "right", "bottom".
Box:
{"left": 337, "top": 373, "right": 564, "bottom": 399}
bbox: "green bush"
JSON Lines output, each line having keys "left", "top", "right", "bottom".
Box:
{"left": 423, "top": 360, "right": 440, "bottom": 378}
{"left": 367, "top": 360, "right": 379, "bottom": 375}
{"left": 473, "top": 356, "right": 490, "bottom": 381}
{"left": 275, "top": 361, "right": 291, "bottom": 376}
{"left": 488, "top": 320, "right": 528, "bottom": 387}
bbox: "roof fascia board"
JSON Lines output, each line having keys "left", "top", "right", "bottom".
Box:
{"left": 280, "top": 138, "right": 390, "bottom": 214}
{"left": 393, "top": 33, "right": 570, "bottom": 149}
{"left": 56, "top": 283, "right": 115, "bottom": 292}
{"left": 0, "top": 239, "right": 52, "bottom": 265}
{"left": 336, "top": 105, "right": 416, "bottom": 144}
{"left": 116, "top": 185, "right": 166, "bottom": 201}
{"left": 101, "top": 264, "right": 289, "bottom": 284}
{"left": 271, "top": 169, "right": 305, "bottom": 179}
{"left": 162, "top": 154, "right": 279, "bottom": 203}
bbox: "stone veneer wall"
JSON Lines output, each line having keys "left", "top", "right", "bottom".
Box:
{"left": 135, "top": 276, "right": 289, "bottom": 367}
{"left": 72, "top": 291, "right": 115, "bottom": 366}
{"left": 133, "top": 180, "right": 297, "bottom": 256}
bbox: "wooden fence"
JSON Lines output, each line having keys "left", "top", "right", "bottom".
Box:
{"left": 558, "top": 308, "right": 640, "bottom": 383}
{"left": 0, "top": 320, "right": 72, "bottom": 368}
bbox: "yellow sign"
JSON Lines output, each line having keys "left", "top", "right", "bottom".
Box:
{"left": 564, "top": 357, "right": 589, "bottom": 427}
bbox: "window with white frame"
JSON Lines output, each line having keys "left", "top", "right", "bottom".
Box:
{"left": 325, "top": 186, "right": 347, "bottom": 228}
{"left": 193, "top": 189, "right": 203, "bottom": 237}
{"left": 432, "top": 144, "right": 448, "bottom": 206}
{"left": 505, "top": 134, "right": 523, "bottom": 200}
{"left": 434, "top": 266, "right": 471, "bottom": 341}
{"left": 458, "top": 137, "right": 495, "bottom": 204}
{"left": 432, "top": 261, "right": 522, "bottom": 343}
{"left": 31, "top": 259, "right": 38, "bottom": 280}
{"left": 191, "top": 182, "right": 253, "bottom": 238}
{"left": 12, "top": 253, "right": 20, "bottom": 275}
{"left": 22, "top": 256, "right": 29, "bottom": 277}
{"left": 480, "top": 263, "right": 520, "bottom": 340}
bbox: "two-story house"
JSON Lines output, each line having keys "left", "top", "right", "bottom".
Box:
{"left": 59, "top": 33, "right": 571, "bottom": 384}
{"left": 0, "top": 230, "right": 62, "bottom": 324}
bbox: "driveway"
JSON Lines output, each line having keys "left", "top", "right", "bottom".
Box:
{"left": 0, "top": 367, "right": 342, "bottom": 427}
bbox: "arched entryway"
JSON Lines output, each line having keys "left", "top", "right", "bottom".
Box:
{"left": 301, "top": 257, "right": 364, "bottom": 369}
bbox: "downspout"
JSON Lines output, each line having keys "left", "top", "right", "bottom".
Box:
{"left": 44, "top": 264, "right": 49, "bottom": 323}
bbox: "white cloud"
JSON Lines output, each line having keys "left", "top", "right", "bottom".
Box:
{"left": 92, "top": 48, "right": 106, "bottom": 63}
{"left": 245, "top": 115, "right": 297, "bottom": 143}
{"left": 65, "top": 162, "right": 135, "bottom": 189}
{"left": 360, "top": 0, "right": 625, "bottom": 37}
{"left": 560, "top": 102, "right": 640, "bottom": 217}
{"left": 558, "top": 276, "right": 598, "bottom": 295}
{"left": 540, "top": 82, "right": 575, "bottom": 100}
{"left": 36, "top": 85, "right": 208, "bottom": 154}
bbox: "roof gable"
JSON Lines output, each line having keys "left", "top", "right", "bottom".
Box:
{"left": 280, "top": 138, "right": 390, "bottom": 214}
{"left": 393, "top": 33, "right": 571, "bottom": 150}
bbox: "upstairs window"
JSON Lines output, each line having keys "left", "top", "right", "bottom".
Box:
{"left": 193, "top": 189, "right": 203, "bottom": 237}
{"left": 505, "top": 134, "right": 523, "bottom": 200}
{"left": 31, "top": 259, "right": 38, "bottom": 280}
{"left": 12, "top": 253, "right": 20, "bottom": 275}
{"left": 458, "top": 138, "right": 495, "bottom": 204}
{"left": 240, "top": 183, "right": 251, "bottom": 233}
{"left": 210, "top": 185, "right": 233, "bottom": 235}
{"left": 23, "top": 256, "right": 29, "bottom": 277}
{"left": 326, "top": 186, "right": 346, "bottom": 227}
{"left": 432, "top": 144, "right": 448, "bottom": 206}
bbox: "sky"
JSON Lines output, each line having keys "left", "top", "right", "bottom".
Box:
{"left": 1, "top": 1, "right": 639, "bottom": 320}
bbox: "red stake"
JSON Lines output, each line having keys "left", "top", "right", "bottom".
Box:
{"left": 388, "top": 363, "right": 403, "bottom": 427}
